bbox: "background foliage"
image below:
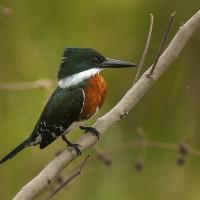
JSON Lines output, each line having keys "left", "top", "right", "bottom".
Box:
{"left": 0, "top": 0, "right": 200, "bottom": 199}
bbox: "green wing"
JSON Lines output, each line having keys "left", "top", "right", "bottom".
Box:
{"left": 30, "top": 87, "right": 84, "bottom": 149}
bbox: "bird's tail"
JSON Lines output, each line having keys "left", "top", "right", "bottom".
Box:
{"left": 0, "top": 138, "right": 30, "bottom": 164}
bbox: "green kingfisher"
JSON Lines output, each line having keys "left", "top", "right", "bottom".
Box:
{"left": 0, "top": 48, "right": 137, "bottom": 164}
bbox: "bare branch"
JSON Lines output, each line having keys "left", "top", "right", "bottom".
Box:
{"left": 93, "top": 146, "right": 112, "bottom": 166}
{"left": 44, "top": 155, "right": 89, "bottom": 200}
{"left": 148, "top": 12, "right": 176, "bottom": 76}
{"left": 100, "top": 140, "right": 190, "bottom": 156}
{"left": 0, "top": 5, "right": 13, "bottom": 16}
{"left": 134, "top": 13, "right": 154, "bottom": 83}
{"left": 13, "top": 10, "right": 200, "bottom": 200}
{"left": 0, "top": 79, "right": 55, "bottom": 90}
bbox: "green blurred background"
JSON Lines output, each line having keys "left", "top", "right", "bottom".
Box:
{"left": 0, "top": 0, "right": 200, "bottom": 199}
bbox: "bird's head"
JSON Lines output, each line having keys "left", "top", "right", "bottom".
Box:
{"left": 57, "top": 48, "right": 137, "bottom": 81}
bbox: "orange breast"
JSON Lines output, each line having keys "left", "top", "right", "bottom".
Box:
{"left": 80, "top": 74, "right": 107, "bottom": 119}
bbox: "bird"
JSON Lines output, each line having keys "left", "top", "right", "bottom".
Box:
{"left": 0, "top": 48, "right": 137, "bottom": 164}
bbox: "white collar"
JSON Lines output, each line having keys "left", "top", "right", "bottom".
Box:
{"left": 59, "top": 68, "right": 101, "bottom": 88}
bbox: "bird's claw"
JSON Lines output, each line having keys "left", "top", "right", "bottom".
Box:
{"left": 68, "top": 143, "right": 81, "bottom": 155}
{"left": 79, "top": 126, "right": 101, "bottom": 140}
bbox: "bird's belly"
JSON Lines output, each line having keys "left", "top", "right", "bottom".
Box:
{"left": 80, "top": 74, "right": 107, "bottom": 119}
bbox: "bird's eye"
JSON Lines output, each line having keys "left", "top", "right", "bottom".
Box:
{"left": 93, "top": 56, "right": 100, "bottom": 64}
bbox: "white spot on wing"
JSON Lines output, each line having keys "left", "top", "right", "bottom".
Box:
{"left": 61, "top": 56, "right": 67, "bottom": 63}
{"left": 51, "top": 132, "right": 57, "bottom": 138}
{"left": 59, "top": 68, "right": 101, "bottom": 88}
{"left": 52, "top": 124, "right": 65, "bottom": 132}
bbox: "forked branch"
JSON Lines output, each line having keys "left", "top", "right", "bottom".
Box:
{"left": 44, "top": 155, "right": 89, "bottom": 200}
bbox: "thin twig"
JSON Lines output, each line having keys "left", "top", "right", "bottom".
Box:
{"left": 0, "top": 5, "right": 13, "bottom": 16}
{"left": 93, "top": 146, "right": 112, "bottom": 166}
{"left": 0, "top": 79, "right": 55, "bottom": 90}
{"left": 134, "top": 14, "right": 154, "bottom": 83}
{"left": 148, "top": 12, "right": 176, "bottom": 76}
{"left": 99, "top": 140, "right": 200, "bottom": 158}
{"left": 45, "top": 155, "right": 90, "bottom": 200}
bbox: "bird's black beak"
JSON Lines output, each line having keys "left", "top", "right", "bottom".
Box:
{"left": 102, "top": 58, "right": 137, "bottom": 68}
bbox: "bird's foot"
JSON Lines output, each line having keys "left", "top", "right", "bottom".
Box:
{"left": 68, "top": 143, "right": 81, "bottom": 155}
{"left": 61, "top": 135, "right": 81, "bottom": 155}
{"left": 79, "top": 126, "right": 101, "bottom": 140}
